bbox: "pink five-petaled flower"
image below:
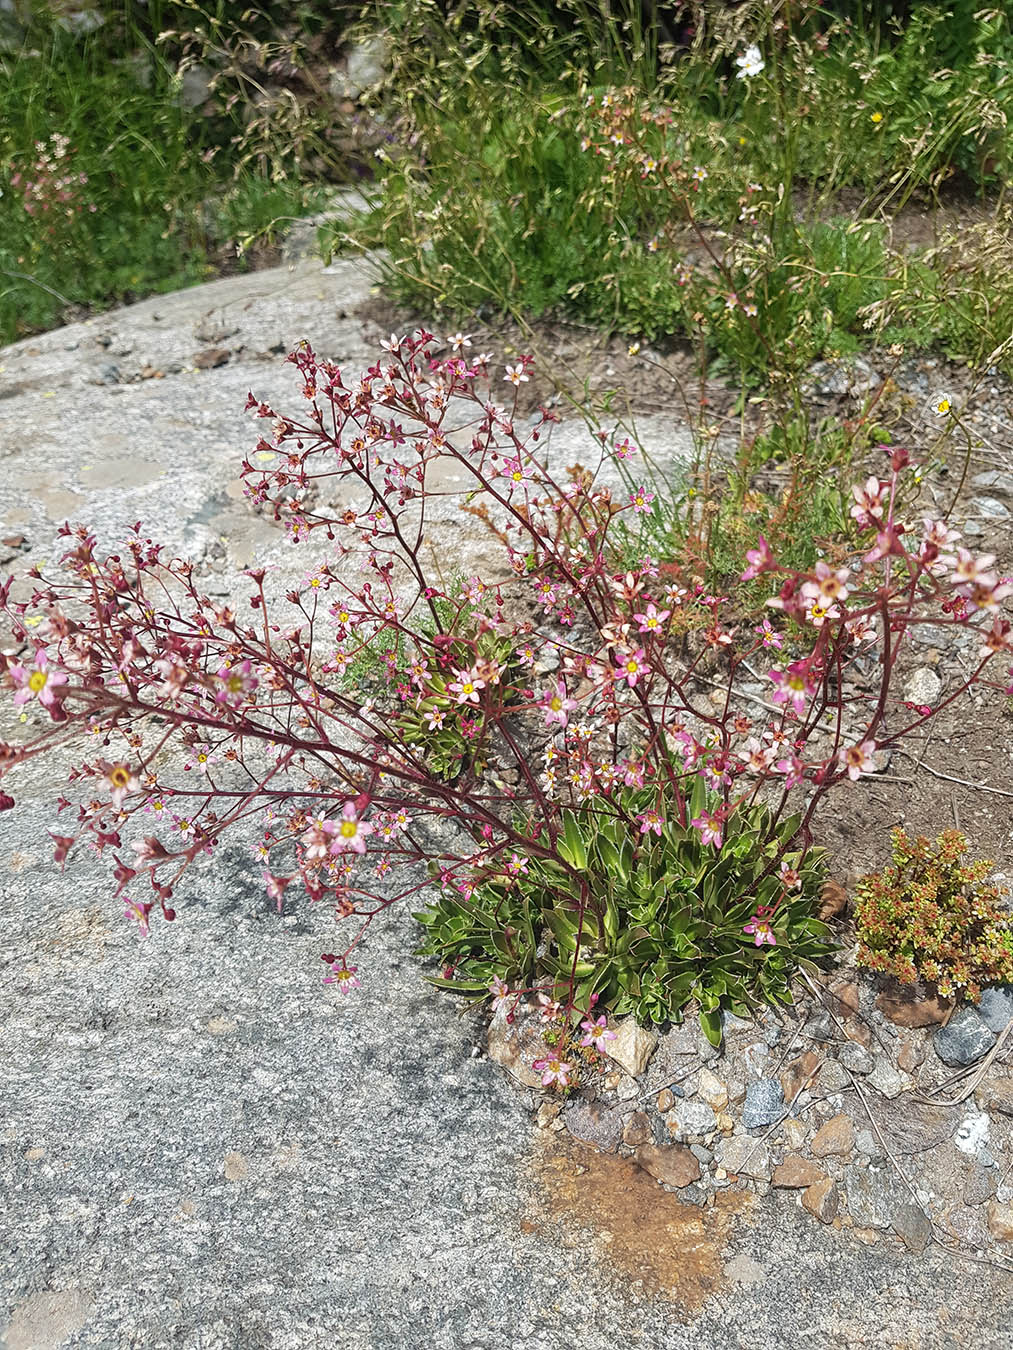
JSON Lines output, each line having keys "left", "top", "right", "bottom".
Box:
{"left": 123, "top": 895, "right": 153, "bottom": 937}
{"left": 690, "top": 811, "right": 723, "bottom": 849}
{"left": 536, "top": 992, "right": 562, "bottom": 1023}
{"left": 448, "top": 666, "right": 485, "bottom": 706}
{"left": 324, "top": 961, "right": 360, "bottom": 993}
{"left": 423, "top": 705, "right": 447, "bottom": 731}
{"left": 532, "top": 1054, "right": 573, "bottom": 1088}
{"left": 849, "top": 476, "right": 885, "bottom": 528}
{"left": 215, "top": 659, "right": 257, "bottom": 707}
{"left": 754, "top": 618, "right": 783, "bottom": 649}
{"left": 540, "top": 679, "right": 578, "bottom": 728}
{"left": 629, "top": 486, "right": 655, "bottom": 514}
{"left": 740, "top": 534, "right": 774, "bottom": 581}
{"left": 617, "top": 647, "right": 648, "bottom": 687}
{"left": 743, "top": 914, "right": 776, "bottom": 947}
{"left": 637, "top": 809, "right": 664, "bottom": 836}
{"left": 101, "top": 761, "right": 140, "bottom": 809}
{"left": 580, "top": 1015, "right": 616, "bottom": 1052}
{"left": 489, "top": 976, "right": 511, "bottom": 1011}
{"left": 633, "top": 602, "right": 670, "bottom": 635}
{"left": 329, "top": 801, "right": 372, "bottom": 855}
{"left": 801, "top": 561, "right": 851, "bottom": 607}
{"left": 10, "top": 649, "right": 68, "bottom": 708}
{"left": 504, "top": 363, "right": 529, "bottom": 386}
{"left": 768, "top": 660, "right": 814, "bottom": 716}
{"left": 839, "top": 739, "right": 877, "bottom": 782}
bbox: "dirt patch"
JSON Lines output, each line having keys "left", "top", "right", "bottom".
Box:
{"left": 527, "top": 1132, "right": 751, "bottom": 1314}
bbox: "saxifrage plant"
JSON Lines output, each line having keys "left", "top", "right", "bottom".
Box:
{"left": 2, "top": 333, "right": 1012, "bottom": 1071}
{"left": 855, "top": 827, "right": 1013, "bottom": 1003}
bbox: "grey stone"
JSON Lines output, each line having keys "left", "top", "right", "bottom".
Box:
{"left": 819, "top": 1058, "right": 852, "bottom": 1093}
{"left": 845, "top": 1163, "right": 907, "bottom": 1229}
{"left": 855, "top": 1127, "right": 885, "bottom": 1159}
{"left": 803, "top": 1010, "right": 834, "bottom": 1041}
{"left": 805, "top": 356, "right": 880, "bottom": 398}
{"left": 933, "top": 1008, "right": 996, "bottom": 1066}
{"left": 667, "top": 1099, "right": 717, "bottom": 1139}
{"left": 967, "top": 496, "right": 1011, "bottom": 521}
{"left": 562, "top": 1100, "right": 624, "bottom": 1152}
{"left": 742, "top": 1078, "right": 785, "bottom": 1129}
{"left": 179, "top": 63, "right": 215, "bottom": 110}
{"left": 892, "top": 1203, "right": 932, "bottom": 1254}
{"left": 690, "top": 1143, "right": 714, "bottom": 1164}
{"left": 328, "top": 34, "right": 390, "bottom": 101}
{"left": 902, "top": 667, "right": 942, "bottom": 707}
{"left": 866, "top": 1058, "right": 908, "bottom": 1100}
{"left": 964, "top": 1162, "right": 998, "bottom": 1207}
{"left": 839, "top": 1042, "right": 875, "bottom": 1075}
{"left": 874, "top": 1097, "right": 960, "bottom": 1155}
{"left": 977, "top": 985, "right": 1013, "bottom": 1034}
{"left": 716, "top": 1134, "right": 773, "bottom": 1181}
{"left": 971, "top": 469, "right": 1013, "bottom": 497}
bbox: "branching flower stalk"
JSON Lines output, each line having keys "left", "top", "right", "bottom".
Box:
{"left": 2, "top": 333, "right": 1012, "bottom": 1040}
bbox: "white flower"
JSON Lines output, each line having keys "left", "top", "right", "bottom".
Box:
{"left": 932, "top": 393, "right": 953, "bottom": 416}
{"left": 735, "top": 44, "right": 765, "bottom": 79}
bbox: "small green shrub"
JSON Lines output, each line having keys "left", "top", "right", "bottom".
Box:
{"left": 855, "top": 827, "right": 1013, "bottom": 1001}
{"left": 416, "top": 789, "right": 833, "bottom": 1044}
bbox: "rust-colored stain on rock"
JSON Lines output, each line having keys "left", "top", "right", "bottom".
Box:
{"left": 528, "top": 1134, "right": 750, "bottom": 1313}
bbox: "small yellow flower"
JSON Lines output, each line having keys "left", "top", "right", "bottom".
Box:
{"left": 934, "top": 394, "right": 952, "bottom": 416}
{"left": 870, "top": 111, "right": 883, "bottom": 124}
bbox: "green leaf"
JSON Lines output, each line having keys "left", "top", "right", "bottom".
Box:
{"left": 699, "top": 1008, "right": 723, "bottom": 1047}
{"left": 559, "top": 809, "right": 588, "bottom": 871}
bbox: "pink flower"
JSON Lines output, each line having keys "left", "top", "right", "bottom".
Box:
{"left": 616, "top": 647, "right": 649, "bottom": 687}
{"left": 324, "top": 962, "right": 360, "bottom": 993}
{"left": 740, "top": 534, "right": 774, "bottom": 581}
{"left": 329, "top": 801, "right": 373, "bottom": 855}
{"left": 541, "top": 679, "right": 578, "bottom": 727}
{"left": 779, "top": 861, "right": 801, "bottom": 889}
{"left": 633, "top": 603, "right": 671, "bottom": 634}
{"left": 637, "top": 809, "right": 664, "bottom": 836}
{"left": 629, "top": 486, "right": 655, "bottom": 514}
{"left": 737, "top": 737, "right": 773, "bottom": 773}
{"left": 504, "top": 363, "right": 529, "bottom": 386}
{"left": 768, "top": 660, "right": 815, "bottom": 716}
{"left": 579, "top": 1015, "right": 616, "bottom": 1051}
{"left": 100, "top": 761, "right": 140, "bottom": 809}
{"left": 839, "top": 739, "right": 876, "bottom": 781}
{"left": 489, "top": 976, "right": 511, "bottom": 1011}
{"left": 536, "top": 992, "right": 562, "bottom": 1023}
{"left": 801, "top": 561, "right": 850, "bottom": 606}
{"left": 743, "top": 914, "right": 776, "bottom": 947}
{"left": 10, "top": 649, "right": 68, "bottom": 708}
{"left": 448, "top": 667, "right": 485, "bottom": 705}
{"left": 850, "top": 476, "right": 885, "bottom": 527}
{"left": 532, "top": 1054, "right": 573, "bottom": 1088}
{"left": 123, "top": 895, "right": 153, "bottom": 937}
{"left": 690, "top": 811, "right": 723, "bottom": 848}
{"left": 754, "top": 618, "right": 783, "bottom": 649}
{"left": 215, "top": 658, "right": 257, "bottom": 707}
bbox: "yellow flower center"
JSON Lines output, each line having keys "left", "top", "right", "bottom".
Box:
{"left": 28, "top": 670, "right": 48, "bottom": 693}
{"left": 550, "top": 696, "right": 562, "bottom": 711}
{"left": 110, "top": 766, "right": 130, "bottom": 788}
{"left": 340, "top": 820, "right": 358, "bottom": 838}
